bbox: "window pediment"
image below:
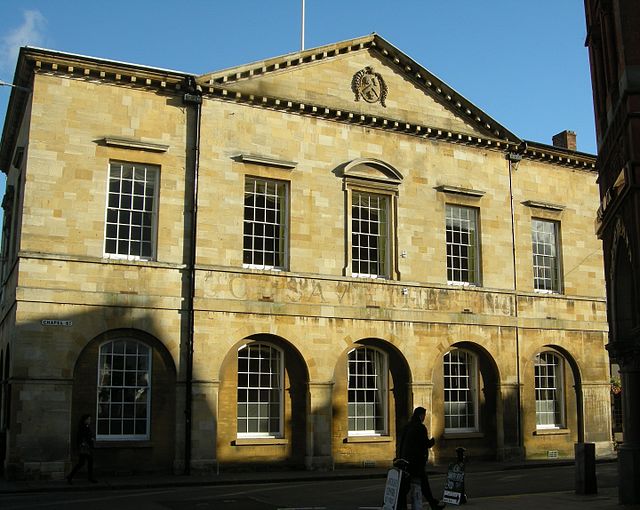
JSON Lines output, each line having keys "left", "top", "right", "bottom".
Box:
{"left": 343, "top": 158, "right": 403, "bottom": 186}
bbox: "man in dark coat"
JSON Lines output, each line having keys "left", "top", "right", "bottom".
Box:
{"left": 396, "top": 407, "right": 445, "bottom": 510}
{"left": 67, "top": 414, "right": 98, "bottom": 483}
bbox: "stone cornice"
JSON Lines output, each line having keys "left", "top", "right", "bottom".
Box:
{"left": 199, "top": 34, "right": 520, "bottom": 144}
{"left": 0, "top": 43, "right": 598, "bottom": 174}
{"left": 196, "top": 34, "right": 596, "bottom": 171}
{"left": 201, "top": 85, "right": 596, "bottom": 170}
{"left": 206, "top": 84, "right": 517, "bottom": 148}
{"left": 1, "top": 47, "right": 189, "bottom": 171}
{"left": 30, "top": 54, "right": 186, "bottom": 92}
{"left": 27, "top": 46, "right": 188, "bottom": 88}
{"left": 522, "top": 141, "right": 597, "bottom": 171}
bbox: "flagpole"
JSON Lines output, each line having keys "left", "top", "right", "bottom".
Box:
{"left": 301, "top": 0, "right": 305, "bottom": 51}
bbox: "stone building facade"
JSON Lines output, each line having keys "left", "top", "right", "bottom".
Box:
{"left": 0, "top": 34, "right": 612, "bottom": 479}
{"left": 584, "top": 0, "right": 640, "bottom": 504}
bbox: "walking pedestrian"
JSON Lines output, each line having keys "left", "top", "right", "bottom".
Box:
{"left": 396, "top": 406, "right": 445, "bottom": 510}
{"left": 67, "top": 414, "right": 97, "bottom": 483}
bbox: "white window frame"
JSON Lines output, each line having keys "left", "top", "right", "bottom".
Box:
{"left": 444, "top": 349, "right": 478, "bottom": 433}
{"left": 351, "top": 191, "right": 391, "bottom": 279}
{"left": 534, "top": 351, "right": 565, "bottom": 429}
{"left": 96, "top": 339, "right": 151, "bottom": 441}
{"left": 347, "top": 346, "right": 388, "bottom": 436}
{"left": 104, "top": 161, "right": 159, "bottom": 261}
{"left": 342, "top": 159, "right": 402, "bottom": 281}
{"left": 243, "top": 176, "right": 289, "bottom": 270}
{"left": 446, "top": 204, "right": 481, "bottom": 286}
{"left": 237, "top": 342, "right": 284, "bottom": 438}
{"left": 531, "top": 218, "right": 562, "bottom": 293}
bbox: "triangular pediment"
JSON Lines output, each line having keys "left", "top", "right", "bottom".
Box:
{"left": 198, "top": 34, "right": 520, "bottom": 143}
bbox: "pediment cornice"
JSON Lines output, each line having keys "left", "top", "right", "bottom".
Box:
{"left": 198, "top": 84, "right": 595, "bottom": 170}
{"left": 198, "top": 34, "right": 519, "bottom": 143}
{"left": 1, "top": 43, "right": 597, "bottom": 174}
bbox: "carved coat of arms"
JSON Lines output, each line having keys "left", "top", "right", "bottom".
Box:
{"left": 351, "top": 66, "right": 387, "bottom": 107}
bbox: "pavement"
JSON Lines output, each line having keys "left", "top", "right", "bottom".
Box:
{"left": 0, "top": 457, "right": 638, "bottom": 509}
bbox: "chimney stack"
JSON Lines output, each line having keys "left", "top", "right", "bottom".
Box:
{"left": 552, "top": 130, "right": 577, "bottom": 151}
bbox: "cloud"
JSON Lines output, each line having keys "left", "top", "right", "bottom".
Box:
{"left": 0, "top": 10, "right": 47, "bottom": 74}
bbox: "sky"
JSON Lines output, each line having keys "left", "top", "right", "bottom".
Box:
{"left": 0, "top": 1, "right": 597, "bottom": 200}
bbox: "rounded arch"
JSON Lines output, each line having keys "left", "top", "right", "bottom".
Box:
{"left": 74, "top": 328, "right": 176, "bottom": 377}
{"left": 337, "top": 337, "right": 412, "bottom": 419}
{"left": 528, "top": 344, "right": 584, "bottom": 441}
{"left": 535, "top": 344, "right": 583, "bottom": 386}
{"left": 432, "top": 340, "right": 501, "bottom": 461}
{"left": 217, "top": 332, "right": 309, "bottom": 469}
{"left": 345, "top": 337, "right": 412, "bottom": 383}
{"left": 343, "top": 158, "right": 404, "bottom": 184}
{"left": 524, "top": 343, "right": 583, "bottom": 400}
{"left": 70, "top": 328, "right": 176, "bottom": 474}
{"left": 331, "top": 337, "right": 412, "bottom": 467}
{"left": 219, "top": 332, "right": 309, "bottom": 383}
{"left": 338, "top": 336, "right": 411, "bottom": 366}
{"left": 438, "top": 340, "right": 501, "bottom": 384}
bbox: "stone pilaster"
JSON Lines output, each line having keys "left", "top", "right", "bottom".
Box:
{"left": 190, "top": 380, "right": 219, "bottom": 472}
{"left": 581, "top": 382, "right": 614, "bottom": 456}
{"left": 408, "top": 382, "right": 433, "bottom": 425}
{"left": 408, "top": 382, "right": 436, "bottom": 461}
{"left": 305, "top": 382, "right": 334, "bottom": 470}
{"left": 496, "top": 382, "right": 524, "bottom": 460}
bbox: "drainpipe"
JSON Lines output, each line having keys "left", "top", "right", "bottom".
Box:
{"left": 507, "top": 144, "right": 525, "bottom": 453}
{"left": 182, "top": 77, "right": 202, "bottom": 475}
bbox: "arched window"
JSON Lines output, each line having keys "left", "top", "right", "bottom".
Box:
{"left": 534, "top": 351, "right": 565, "bottom": 429}
{"left": 444, "top": 349, "right": 478, "bottom": 432}
{"left": 96, "top": 339, "right": 151, "bottom": 440}
{"left": 347, "top": 346, "right": 387, "bottom": 435}
{"left": 237, "top": 343, "right": 283, "bottom": 438}
{"left": 343, "top": 159, "right": 402, "bottom": 280}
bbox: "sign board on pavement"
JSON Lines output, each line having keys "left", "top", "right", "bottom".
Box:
{"left": 442, "top": 461, "right": 466, "bottom": 505}
{"left": 382, "top": 467, "right": 402, "bottom": 510}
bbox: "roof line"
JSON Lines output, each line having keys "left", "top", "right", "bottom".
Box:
{"left": 198, "top": 33, "right": 377, "bottom": 80}
{"left": 201, "top": 86, "right": 594, "bottom": 170}
{"left": 198, "top": 33, "right": 521, "bottom": 144}
{"left": 22, "top": 46, "right": 192, "bottom": 77}
{"left": 525, "top": 139, "right": 595, "bottom": 159}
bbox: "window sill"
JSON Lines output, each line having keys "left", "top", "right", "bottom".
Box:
{"left": 242, "top": 265, "right": 285, "bottom": 272}
{"left": 351, "top": 274, "right": 389, "bottom": 280}
{"left": 447, "top": 281, "right": 481, "bottom": 288}
{"left": 534, "top": 428, "right": 570, "bottom": 436}
{"left": 533, "top": 289, "right": 562, "bottom": 296}
{"left": 233, "top": 437, "right": 289, "bottom": 446}
{"left": 104, "top": 254, "right": 154, "bottom": 263}
{"left": 443, "top": 432, "right": 484, "bottom": 440}
{"left": 94, "top": 440, "right": 152, "bottom": 448}
{"left": 344, "top": 435, "right": 392, "bottom": 443}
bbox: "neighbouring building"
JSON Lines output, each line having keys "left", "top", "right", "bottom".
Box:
{"left": 584, "top": 0, "right": 640, "bottom": 504}
{"left": 0, "top": 34, "right": 612, "bottom": 480}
